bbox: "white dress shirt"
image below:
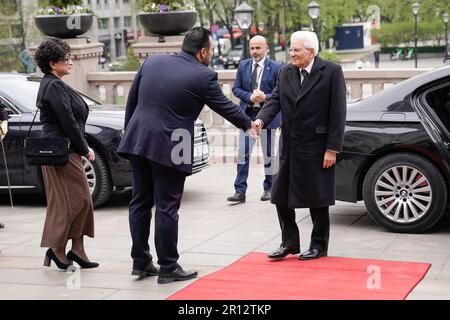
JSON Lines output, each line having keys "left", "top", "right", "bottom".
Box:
{"left": 300, "top": 58, "right": 314, "bottom": 83}
{"left": 251, "top": 56, "right": 266, "bottom": 108}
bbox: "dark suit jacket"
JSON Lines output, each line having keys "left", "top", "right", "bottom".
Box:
{"left": 117, "top": 51, "right": 252, "bottom": 174}
{"left": 256, "top": 57, "right": 347, "bottom": 208}
{"left": 232, "top": 58, "right": 282, "bottom": 129}
{"left": 37, "top": 73, "right": 89, "bottom": 156}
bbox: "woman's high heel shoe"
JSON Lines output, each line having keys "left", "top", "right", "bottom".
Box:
{"left": 67, "top": 250, "right": 99, "bottom": 269}
{"left": 43, "top": 248, "right": 73, "bottom": 270}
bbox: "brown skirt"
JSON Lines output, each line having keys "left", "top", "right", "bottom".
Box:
{"left": 40, "top": 152, "right": 94, "bottom": 248}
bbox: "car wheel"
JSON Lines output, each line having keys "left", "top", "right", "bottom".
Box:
{"left": 362, "top": 153, "right": 447, "bottom": 233}
{"left": 81, "top": 149, "right": 112, "bottom": 208}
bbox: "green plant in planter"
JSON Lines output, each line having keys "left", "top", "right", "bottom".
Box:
{"left": 137, "top": 0, "right": 195, "bottom": 13}
{"left": 319, "top": 50, "right": 339, "bottom": 63}
{"left": 35, "top": 0, "right": 93, "bottom": 15}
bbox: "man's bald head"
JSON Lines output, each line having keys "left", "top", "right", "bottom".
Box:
{"left": 250, "top": 35, "right": 267, "bottom": 46}
{"left": 249, "top": 35, "right": 268, "bottom": 62}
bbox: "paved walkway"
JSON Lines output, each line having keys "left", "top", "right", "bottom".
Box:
{"left": 0, "top": 164, "right": 449, "bottom": 300}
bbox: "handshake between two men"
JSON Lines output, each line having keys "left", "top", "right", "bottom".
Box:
{"left": 247, "top": 89, "right": 266, "bottom": 139}
{"left": 248, "top": 117, "right": 338, "bottom": 170}
{"left": 248, "top": 119, "right": 264, "bottom": 140}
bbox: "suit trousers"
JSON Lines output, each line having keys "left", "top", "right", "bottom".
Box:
{"left": 275, "top": 205, "right": 330, "bottom": 251}
{"left": 234, "top": 109, "right": 276, "bottom": 194}
{"left": 129, "top": 155, "right": 186, "bottom": 273}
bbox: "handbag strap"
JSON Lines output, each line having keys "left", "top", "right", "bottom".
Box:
{"left": 26, "top": 79, "right": 55, "bottom": 139}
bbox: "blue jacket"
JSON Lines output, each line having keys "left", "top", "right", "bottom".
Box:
{"left": 117, "top": 51, "right": 252, "bottom": 174}
{"left": 232, "top": 58, "right": 282, "bottom": 129}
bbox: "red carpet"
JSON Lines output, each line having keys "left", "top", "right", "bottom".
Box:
{"left": 168, "top": 252, "right": 431, "bottom": 300}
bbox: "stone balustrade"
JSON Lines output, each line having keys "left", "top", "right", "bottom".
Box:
{"left": 86, "top": 68, "right": 430, "bottom": 164}
{"left": 87, "top": 68, "right": 429, "bottom": 125}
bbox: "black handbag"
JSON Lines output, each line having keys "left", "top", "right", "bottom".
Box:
{"left": 24, "top": 81, "right": 71, "bottom": 166}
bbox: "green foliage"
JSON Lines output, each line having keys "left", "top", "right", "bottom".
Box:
{"left": 314, "top": 0, "right": 358, "bottom": 46}
{"left": 0, "top": 8, "right": 24, "bottom": 72}
{"left": 0, "top": 0, "right": 19, "bottom": 16}
{"left": 49, "top": 0, "right": 82, "bottom": 6}
{"left": 38, "top": 0, "right": 82, "bottom": 7}
{"left": 36, "top": 0, "right": 92, "bottom": 14}
{"left": 380, "top": 45, "right": 447, "bottom": 54}
{"left": 372, "top": 21, "right": 445, "bottom": 47}
{"left": 136, "top": 0, "right": 194, "bottom": 13}
{"left": 119, "top": 48, "right": 141, "bottom": 71}
{"left": 0, "top": 46, "right": 23, "bottom": 72}
{"left": 319, "top": 50, "right": 339, "bottom": 63}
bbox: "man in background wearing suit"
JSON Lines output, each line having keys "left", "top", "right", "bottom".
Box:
{"left": 118, "top": 27, "right": 258, "bottom": 284}
{"left": 255, "top": 31, "right": 347, "bottom": 261}
{"left": 227, "top": 35, "right": 282, "bottom": 203}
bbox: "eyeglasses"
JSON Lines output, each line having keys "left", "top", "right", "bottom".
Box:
{"left": 289, "top": 47, "right": 308, "bottom": 54}
{"left": 61, "top": 58, "right": 73, "bottom": 65}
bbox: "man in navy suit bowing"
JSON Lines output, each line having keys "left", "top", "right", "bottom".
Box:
{"left": 118, "top": 27, "right": 258, "bottom": 284}
{"left": 227, "top": 35, "right": 282, "bottom": 203}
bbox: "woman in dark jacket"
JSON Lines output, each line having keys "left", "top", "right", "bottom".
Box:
{"left": 34, "top": 38, "right": 98, "bottom": 270}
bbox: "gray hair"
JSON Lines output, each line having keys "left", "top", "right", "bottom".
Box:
{"left": 290, "top": 31, "right": 319, "bottom": 57}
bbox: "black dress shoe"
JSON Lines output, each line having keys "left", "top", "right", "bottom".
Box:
{"left": 67, "top": 251, "right": 99, "bottom": 269}
{"left": 43, "top": 248, "right": 73, "bottom": 271}
{"left": 227, "top": 192, "right": 246, "bottom": 203}
{"left": 260, "top": 190, "right": 271, "bottom": 201}
{"left": 158, "top": 266, "right": 198, "bottom": 284}
{"left": 267, "top": 246, "right": 300, "bottom": 260}
{"left": 131, "top": 262, "right": 159, "bottom": 277}
{"left": 299, "top": 248, "right": 327, "bottom": 260}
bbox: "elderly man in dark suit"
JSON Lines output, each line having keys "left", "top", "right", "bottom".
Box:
{"left": 227, "top": 35, "right": 282, "bottom": 203}
{"left": 255, "top": 31, "right": 347, "bottom": 260}
{"left": 118, "top": 27, "right": 257, "bottom": 284}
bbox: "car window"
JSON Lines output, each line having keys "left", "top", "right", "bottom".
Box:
{"left": 0, "top": 76, "right": 99, "bottom": 110}
{"left": 0, "top": 96, "right": 20, "bottom": 115}
{"left": 424, "top": 83, "right": 450, "bottom": 134}
{"left": 0, "top": 77, "right": 41, "bottom": 111}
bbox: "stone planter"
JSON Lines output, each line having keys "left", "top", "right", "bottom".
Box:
{"left": 138, "top": 10, "right": 197, "bottom": 36}
{"left": 35, "top": 13, "right": 93, "bottom": 39}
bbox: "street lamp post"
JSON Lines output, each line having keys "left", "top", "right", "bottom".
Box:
{"left": 284, "top": 0, "right": 289, "bottom": 62}
{"left": 412, "top": 2, "right": 420, "bottom": 68}
{"left": 308, "top": 1, "right": 320, "bottom": 51}
{"left": 444, "top": 13, "right": 449, "bottom": 61}
{"left": 234, "top": 1, "right": 255, "bottom": 60}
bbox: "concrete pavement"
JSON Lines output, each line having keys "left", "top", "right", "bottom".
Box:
{"left": 0, "top": 164, "right": 449, "bottom": 300}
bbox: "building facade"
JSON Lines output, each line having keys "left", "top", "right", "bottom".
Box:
{"left": 84, "top": 0, "right": 140, "bottom": 61}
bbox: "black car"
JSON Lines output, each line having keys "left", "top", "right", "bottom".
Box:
{"left": 0, "top": 74, "right": 209, "bottom": 207}
{"left": 336, "top": 65, "right": 450, "bottom": 233}
{"left": 223, "top": 49, "right": 243, "bottom": 69}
